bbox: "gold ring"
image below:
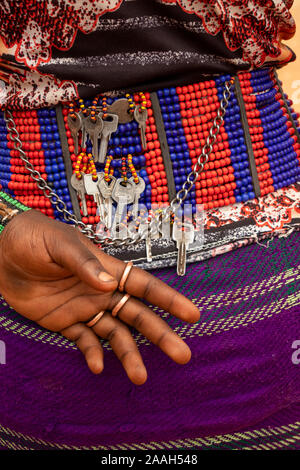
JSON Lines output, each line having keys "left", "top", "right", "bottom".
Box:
{"left": 118, "top": 261, "right": 133, "bottom": 292}
{"left": 111, "top": 293, "right": 131, "bottom": 317}
{"left": 86, "top": 311, "right": 105, "bottom": 328}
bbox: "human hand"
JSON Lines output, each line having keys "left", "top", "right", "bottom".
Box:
{"left": 0, "top": 210, "right": 200, "bottom": 384}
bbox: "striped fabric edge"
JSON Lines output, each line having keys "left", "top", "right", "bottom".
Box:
{"left": 0, "top": 420, "right": 299, "bottom": 451}
{"left": 0, "top": 264, "right": 299, "bottom": 350}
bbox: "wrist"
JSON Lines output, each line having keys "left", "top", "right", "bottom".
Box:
{"left": 0, "top": 191, "right": 31, "bottom": 235}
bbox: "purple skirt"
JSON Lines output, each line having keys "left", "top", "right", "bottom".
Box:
{"left": 0, "top": 232, "right": 299, "bottom": 450}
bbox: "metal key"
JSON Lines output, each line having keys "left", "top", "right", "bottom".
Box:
{"left": 67, "top": 112, "right": 82, "bottom": 155}
{"left": 83, "top": 173, "right": 106, "bottom": 222}
{"left": 83, "top": 114, "right": 103, "bottom": 159}
{"left": 129, "top": 176, "right": 145, "bottom": 218}
{"left": 172, "top": 222, "right": 195, "bottom": 276}
{"left": 98, "top": 114, "right": 119, "bottom": 163}
{"left": 112, "top": 179, "right": 134, "bottom": 233}
{"left": 71, "top": 173, "right": 88, "bottom": 217}
{"left": 107, "top": 98, "right": 134, "bottom": 124}
{"left": 79, "top": 110, "right": 89, "bottom": 148}
{"left": 138, "top": 221, "right": 153, "bottom": 262}
{"left": 98, "top": 175, "right": 116, "bottom": 228}
{"left": 134, "top": 105, "right": 148, "bottom": 151}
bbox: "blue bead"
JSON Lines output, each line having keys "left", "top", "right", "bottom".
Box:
{"left": 114, "top": 147, "right": 122, "bottom": 157}
{"left": 139, "top": 169, "right": 147, "bottom": 178}
{"left": 128, "top": 146, "right": 136, "bottom": 154}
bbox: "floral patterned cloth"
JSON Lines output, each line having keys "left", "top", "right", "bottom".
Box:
{"left": 164, "top": 1, "right": 296, "bottom": 64}
{"left": 0, "top": 0, "right": 296, "bottom": 109}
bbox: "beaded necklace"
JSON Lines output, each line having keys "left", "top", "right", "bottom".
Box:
{"left": 1, "top": 68, "right": 300, "bottom": 274}
{"left": 1, "top": 69, "right": 299, "bottom": 220}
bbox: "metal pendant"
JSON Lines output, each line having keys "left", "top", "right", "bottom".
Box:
{"left": 107, "top": 98, "right": 134, "bottom": 124}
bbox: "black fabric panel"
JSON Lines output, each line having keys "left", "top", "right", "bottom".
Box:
{"left": 40, "top": 0, "right": 248, "bottom": 98}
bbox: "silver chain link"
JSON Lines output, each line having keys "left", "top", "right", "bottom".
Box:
{"left": 3, "top": 79, "right": 233, "bottom": 248}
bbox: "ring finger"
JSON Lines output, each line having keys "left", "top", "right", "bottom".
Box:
{"left": 92, "top": 312, "right": 147, "bottom": 385}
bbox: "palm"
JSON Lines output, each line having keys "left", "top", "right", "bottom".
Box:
{"left": 0, "top": 210, "right": 200, "bottom": 384}
{"left": 3, "top": 271, "right": 109, "bottom": 331}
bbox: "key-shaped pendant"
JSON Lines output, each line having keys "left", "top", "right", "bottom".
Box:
{"left": 138, "top": 221, "right": 153, "bottom": 262}
{"left": 67, "top": 112, "right": 82, "bottom": 155}
{"left": 112, "top": 179, "right": 134, "bottom": 232}
{"left": 107, "top": 98, "right": 134, "bottom": 124}
{"left": 98, "top": 175, "right": 116, "bottom": 228}
{"left": 172, "top": 222, "right": 195, "bottom": 276}
{"left": 79, "top": 110, "right": 89, "bottom": 148}
{"left": 71, "top": 173, "right": 88, "bottom": 217}
{"left": 145, "top": 236, "right": 153, "bottom": 262}
{"left": 83, "top": 115, "right": 103, "bottom": 159}
{"left": 129, "top": 176, "right": 145, "bottom": 218}
{"left": 83, "top": 173, "right": 106, "bottom": 222}
{"left": 98, "top": 114, "right": 119, "bottom": 163}
{"left": 134, "top": 105, "right": 148, "bottom": 151}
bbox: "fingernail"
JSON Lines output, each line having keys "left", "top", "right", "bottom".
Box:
{"left": 98, "top": 271, "right": 115, "bottom": 282}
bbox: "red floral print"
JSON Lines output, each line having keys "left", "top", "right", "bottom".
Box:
{"left": 161, "top": 1, "right": 296, "bottom": 66}
{"left": 0, "top": 1, "right": 296, "bottom": 108}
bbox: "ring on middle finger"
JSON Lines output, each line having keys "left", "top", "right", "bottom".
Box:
{"left": 118, "top": 261, "right": 133, "bottom": 292}
{"left": 112, "top": 293, "right": 131, "bottom": 317}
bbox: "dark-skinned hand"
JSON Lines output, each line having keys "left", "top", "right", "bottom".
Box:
{"left": 0, "top": 210, "right": 200, "bottom": 385}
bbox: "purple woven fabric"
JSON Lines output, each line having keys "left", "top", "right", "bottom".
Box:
{"left": 0, "top": 232, "right": 299, "bottom": 450}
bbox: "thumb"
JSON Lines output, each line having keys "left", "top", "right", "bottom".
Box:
{"left": 49, "top": 228, "right": 118, "bottom": 293}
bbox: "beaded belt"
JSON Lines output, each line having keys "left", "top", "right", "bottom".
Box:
{"left": 1, "top": 67, "right": 300, "bottom": 274}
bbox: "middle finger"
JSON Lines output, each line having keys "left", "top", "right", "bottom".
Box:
{"left": 108, "top": 292, "right": 192, "bottom": 365}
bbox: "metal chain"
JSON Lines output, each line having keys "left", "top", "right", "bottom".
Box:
{"left": 3, "top": 79, "right": 233, "bottom": 248}
{"left": 151, "top": 78, "right": 234, "bottom": 230}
